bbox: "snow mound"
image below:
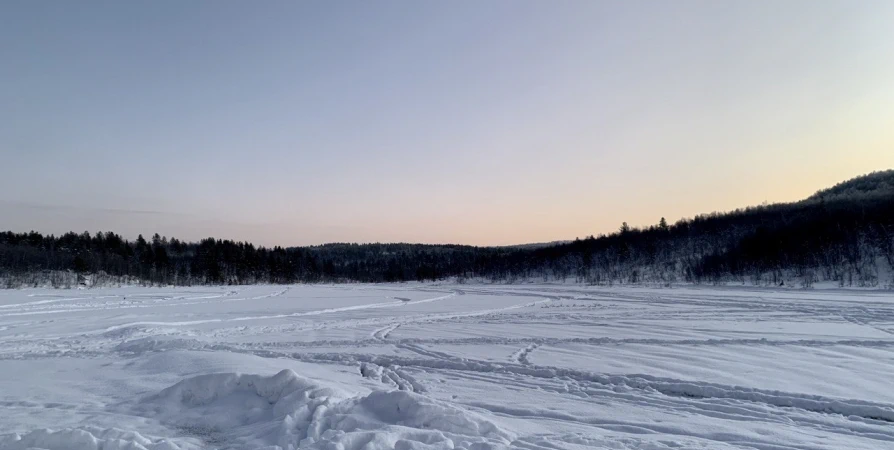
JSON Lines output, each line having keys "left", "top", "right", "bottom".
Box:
{"left": 0, "top": 426, "right": 199, "bottom": 450}
{"left": 138, "top": 369, "right": 513, "bottom": 450}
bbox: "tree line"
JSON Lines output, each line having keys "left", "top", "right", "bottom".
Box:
{"left": 2, "top": 171, "right": 893, "bottom": 288}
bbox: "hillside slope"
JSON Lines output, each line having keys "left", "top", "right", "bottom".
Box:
{"left": 1, "top": 171, "right": 893, "bottom": 287}
{"left": 808, "top": 169, "right": 894, "bottom": 201}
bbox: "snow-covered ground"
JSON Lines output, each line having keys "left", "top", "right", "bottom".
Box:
{"left": 1, "top": 284, "right": 893, "bottom": 449}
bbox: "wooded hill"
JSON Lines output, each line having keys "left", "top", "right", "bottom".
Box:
{"left": 2, "top": 170, "right": 893, "bottom": 288}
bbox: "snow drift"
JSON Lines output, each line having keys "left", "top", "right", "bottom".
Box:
{"left": 1, "top": 369, "right": 512, "bottom": 450}
{"left": 0, "top": 426, "right": 199, "bottom": 450}
{"left": 136, "top": 369, "right": 513, "bottom": 450}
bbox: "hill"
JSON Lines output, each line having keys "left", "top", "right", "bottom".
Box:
{"left": 807, "top": 170, "right": 894, "bottom": 201}
{"left": 1, "top": 170, "right": 893, "bottom": 288}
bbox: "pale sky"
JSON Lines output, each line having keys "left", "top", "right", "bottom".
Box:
{"left": 2, "top": 1, "right": 893, "bottom": 246}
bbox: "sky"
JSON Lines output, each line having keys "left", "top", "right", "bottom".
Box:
{"left": 2, "top": 1, "right": 894, "bottom": 247}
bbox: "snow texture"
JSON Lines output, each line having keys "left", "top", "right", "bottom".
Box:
{"left": 1, "top": 283, "right": 894, "bottom": 449}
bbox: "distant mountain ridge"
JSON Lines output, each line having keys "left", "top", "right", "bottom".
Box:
{"left": 1, "top": 170, "right": 893, "bottom": 288}
{"left": 496, "top": 241, "right": 571, "bottom": 250}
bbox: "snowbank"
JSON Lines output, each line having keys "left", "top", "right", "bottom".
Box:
{"left": 1, "top": 369, "right": 512, "bottom": 450}
{"left": 137, "top": 369, "right": 513, "bottom": 450}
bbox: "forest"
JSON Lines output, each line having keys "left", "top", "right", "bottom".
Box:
{"left": 2, "top": 170, "right": 893, "bottom": 288}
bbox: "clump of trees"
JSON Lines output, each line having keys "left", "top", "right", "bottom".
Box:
{"left": 2, "top": 171, "right": 893, "bottom": 288}
{"left": 0, "top": 231, "right": 512, "bottom": 286}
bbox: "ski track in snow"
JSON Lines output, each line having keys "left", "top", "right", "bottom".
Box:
{"left": 371, "top": 323, "right": 401, "bottom": 341}
{"left": 1, "top": 283, "right": 894, "bottom": 450}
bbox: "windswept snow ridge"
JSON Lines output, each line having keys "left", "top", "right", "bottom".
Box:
{"left": 0, "top": 427, "right": 199, "bottom": 450}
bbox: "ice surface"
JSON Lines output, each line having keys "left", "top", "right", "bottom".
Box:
{"left": 1, "top": 283, "right": 894, "bottom": 449}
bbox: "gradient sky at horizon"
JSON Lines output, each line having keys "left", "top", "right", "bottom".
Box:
{"left": 2, "top": 1, "right": 894, "bottom": 246}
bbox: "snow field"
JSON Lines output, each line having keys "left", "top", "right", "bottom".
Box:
{"left": 1, "top": 284, "right": 893, "bottom": 449}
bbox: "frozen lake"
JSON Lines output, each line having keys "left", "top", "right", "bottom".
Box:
{"left": 1, "top": 283, "right": 893, "bottom": 449}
